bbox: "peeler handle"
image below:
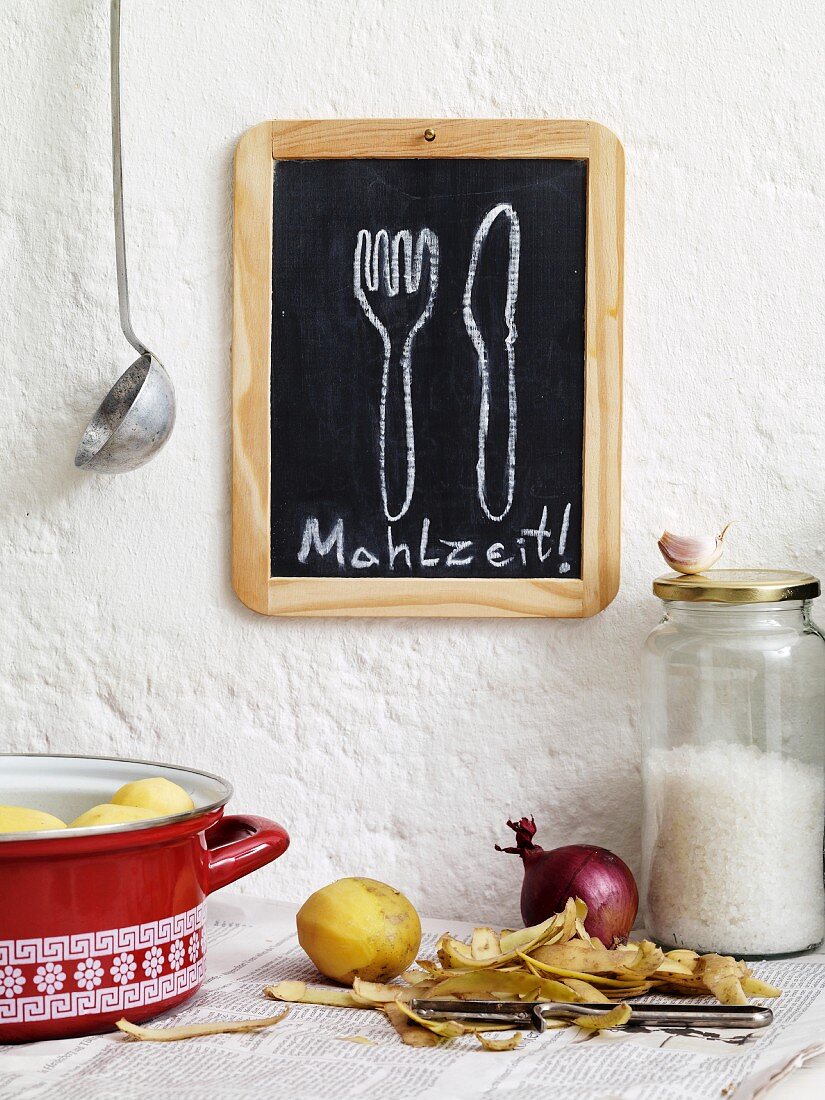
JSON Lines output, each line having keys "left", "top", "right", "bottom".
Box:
{"left": 537, "top": 1002, "right": 773, "bottom": 1030}
{"left": 409, "top": 999, "right": 773, "bottom": 1033}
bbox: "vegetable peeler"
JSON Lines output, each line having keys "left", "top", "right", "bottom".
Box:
{"left": 409, "top": 999, "right": 773, "bottom": 1032}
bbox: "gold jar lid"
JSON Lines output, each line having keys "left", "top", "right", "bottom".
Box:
{"left": 653, "top": 569, "right": 820, "bottom": 604}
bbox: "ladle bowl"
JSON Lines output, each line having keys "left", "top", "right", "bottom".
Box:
{"left": 75, "top": 354, "right": 175, "bottom": 473}
{"left": 76, "top": 0, "right": 175, "bottom": 475}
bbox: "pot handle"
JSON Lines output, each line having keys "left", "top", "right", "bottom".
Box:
{"left": 205, "top": 814, "right": 290, "bottom": 895}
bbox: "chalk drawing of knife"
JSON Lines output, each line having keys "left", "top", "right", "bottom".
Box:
{"left": 462, "top": 203, "right": 520, "bottom": 522}
{"left": 354, "top": 228, "right": 439, "bottom": 522}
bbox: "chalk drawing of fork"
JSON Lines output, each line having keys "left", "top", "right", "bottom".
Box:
{"left": 354, "top": 227, "right": 439, "bottom": 522}
{"left": 463, "top": 203, "right": 520, "bottom": 522}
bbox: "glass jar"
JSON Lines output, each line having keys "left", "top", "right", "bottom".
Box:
{"left": 640, "top": 570, "right": 825, "bottom": 957}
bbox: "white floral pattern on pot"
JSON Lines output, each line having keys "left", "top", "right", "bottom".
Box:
{"left": 0, "top": 966, "right": 24, "bottom": 998}
{"left": 0, "top": 903, "right": 206, "bottom": 1026}
{"left": 142, "top": 946, "right": 164, "bottom": 979}
{"left": 33, "top": 962, "right": 65, "bottom": 994}
{"left": 168, "top": 939, "right": 185, "bottom": 971}
{"left": 110, "top": 953, "right": 136, "bottom": 985}
{"left": 74, "top": 958, "right": 104, "bottom": 990}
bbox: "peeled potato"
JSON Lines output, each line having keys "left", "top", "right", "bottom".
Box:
{"left": 111, "top": 777, "right": 195, "bottom": 816}
{"left": 70, "top": 803, "right": 159, "bottom": 828}
{"left": 0, "top": 805, "right": 67, "bottom": 833}
{"left": 297, "top": 877, "right": 422, "bottom": 984}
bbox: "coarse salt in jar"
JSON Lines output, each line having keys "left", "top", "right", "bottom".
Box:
{"left": 640, "top": 570, "right": 825, "bottom": 957}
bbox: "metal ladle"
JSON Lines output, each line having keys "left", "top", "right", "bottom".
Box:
{"left": 75, "top": 0, "right": 175, "bottom": 473}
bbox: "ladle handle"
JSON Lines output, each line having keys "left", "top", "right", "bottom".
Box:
{"left": 111, "top": 0, "right": 150, "bottom": 358}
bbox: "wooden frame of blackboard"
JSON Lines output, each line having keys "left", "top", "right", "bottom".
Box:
{"left": 232, "top": 119, "right": 623, "bottom": 617}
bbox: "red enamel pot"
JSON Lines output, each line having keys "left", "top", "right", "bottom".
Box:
{"left": 0, "top": 754, "right": 289, "bottom": 1043}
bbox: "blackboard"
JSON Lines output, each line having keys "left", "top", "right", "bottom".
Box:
{"left": 271, "top": 158, "right": 586, "bottom": 581}
{"left": 232, "top": 120, "right": 622, "bottom": 616}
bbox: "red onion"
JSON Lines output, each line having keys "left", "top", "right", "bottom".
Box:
{"left": 496, "top": 816, "right": 638, "bottom": 945}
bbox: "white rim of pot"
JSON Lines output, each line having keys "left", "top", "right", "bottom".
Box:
{"left": 0, "top": 752, "right": 233, "bottom": 843}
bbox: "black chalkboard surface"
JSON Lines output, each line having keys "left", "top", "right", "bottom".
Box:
{"left": 270, "top": 158, "right": 586, "bottom": 581}
{"left": 232, "top": 119, "right": 622, "bottom": 617}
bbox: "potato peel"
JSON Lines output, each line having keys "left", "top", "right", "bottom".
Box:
{"left": 536, "top": 977, "right": 580, "bottom": 1002}
{"left": 600, "top": 984, "right": 655, "bottom": 1000}
{"left": 382, "top": 1003, "right": 442, "bottom": 1047}
{"left": 559, "top": 897, "right": 579, "bottom": 943}
{"left": 741, "top": 976, "right": 782, "bottom": 998}
{"left": 700, "top": 956, "right": 748, "bottom": 1007}
{"left": 116, "top": 1008, "right": 290, "bottom": 1042}
{"left": 438, "top": 935, "right": 506, "bottom": 970}
{"left": 395, "top": 980, "right": 439, "bottom": 1004}
{"left": 665, "top": 949, "right": 699, "bottom": 970}
{"left": 499, "top": 914, "right": 562, "bottom": 955}
{"left": 416, "top": 958, "right": 439, "bottom": 974}
{"left": 393, "top": 999, "right": 469, "bottom": 1038}
{"left": 477, "top": 1031, "right": 523, "bottom": 1051}
{"left": 520, "top": 953, "right": 649, "bottom": 988}
{"left": 530, "top": 940, "right": 636, "bottom": 975}
{"left": 267, "top": 897, "right": 781, "bottom": 1053}
{"left": 573, "top": 1002, "right": 632, "bottom": 1030}
{"left": 653, "top": 957, "right": 695, "bottom": 977}
{"left": 393, "top": 1000, "right": 513, "bottom": 1037}
{"left": 618, "top": 940, "right": 665, "bottom": 978}
{"left": 264, "top": 981, "right": 370, "bottom": 1009}
{"left": 562, "top": 978, "right": 611, "bottom": 1003}
{"left": 429, "top": 970, "right": 541, "bottom": 999}
{"left": 402, "top": 969, "right": 431, "bottom": 985}
{"left": 574, "top": 918, "right": 592, "bottom": 945}
{"left": 352, "top": 979, "right": 404, "bottom": 1004}
{"left": 471, "top": 926, "right": 501, "bottom": 960}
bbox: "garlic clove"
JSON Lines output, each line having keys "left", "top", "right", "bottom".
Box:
{"left": 658, "top": 524, "right": 731, "bottom": 575}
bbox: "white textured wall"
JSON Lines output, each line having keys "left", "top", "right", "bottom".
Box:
{"left": 2, "top": 0, "right": 824, "bottom": 925}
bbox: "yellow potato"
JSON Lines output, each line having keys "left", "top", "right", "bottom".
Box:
{"left": 297, "top": 877, "right": 422, "bottom": 984}
{"left": 0, "top": 805, "right": 67, "bottom": 833}
{"left": 111, "top": 777, "right": 195, "bottom": 816}
{"left": 70, "top": 804, "right": 159, "bottom": 828}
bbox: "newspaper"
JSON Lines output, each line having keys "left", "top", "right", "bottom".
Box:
{"left": 2, "top": 892, "right": 825, "bottom": 1100}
